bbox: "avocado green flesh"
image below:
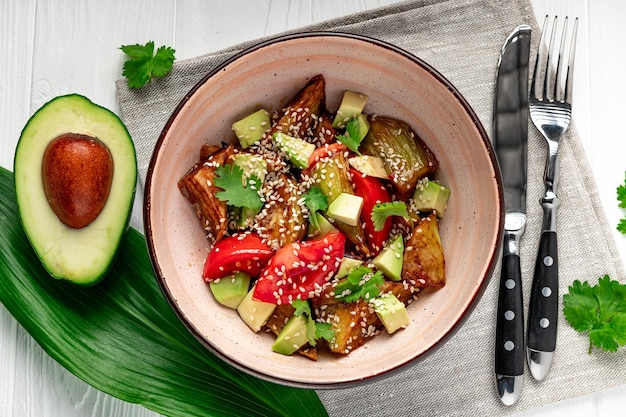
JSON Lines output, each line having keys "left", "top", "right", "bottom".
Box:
{"left": 374, "top": 294, "right": 410, "bottom": 334}
{"left": 13, "top": 94, "right": 137, "bottom": 285}
{"left": 272, "top": 314, "right": 310, "bottom": 355}
{"left": 413, "top": 179, "right": 451, "bottom": 218}
{"left": 210, "top": 272, "right": 251, "bottom": 309}
{"left": 372, "top": 234, "right": 404, "bottom": 281}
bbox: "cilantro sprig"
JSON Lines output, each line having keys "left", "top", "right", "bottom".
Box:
{"left": 120, "top": 41, "right": 176, "bottom": 89}
{"left": 291, "top": 299, "right": 334, "bottom": 345}
{"left": 336, "top": 117, "right": 364, "bottom": 155}
{"left": 303, "top": 186, "right": 328, "bottom": 229}
{"left": 563, "top": 275, "right": 626, "bottom": 353}
{"left": 371, "top": 201, "right": 410, "bottom": 231}
{"left": 617, "top": 173, "right": 626, "bottom": 234}
{"left": 334, "top": 266, "right": 384, "bottom": 302}
{"left": 214, "top": 164, "right": 263, "bottom": 211}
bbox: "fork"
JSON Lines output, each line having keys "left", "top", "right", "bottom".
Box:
{"left": 526, "top": 15, "right": 578, "bottom": 381}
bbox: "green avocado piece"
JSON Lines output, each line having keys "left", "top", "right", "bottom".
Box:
{"left": 13, "top": 94, "right": 137, "bottom": 285}
{"left": 209, "top": 271, "right": 251, "bottom": 309}
{"left": 307, "top": 212, "right": 339, "bottom": 240}
{"left": 272, "top": 132, "right": 315, "bottom": 169}
{"left": 272, "top": 313, "right": 310, "bottom": 355}
{"left": 372, "top": 234, "right": 404, "bottom": 281}
{"left": 229, "top": 153, "right": 268, "bottom": 228}
{"left": 232, "top": 109, "right": 270, "bottom": 148}
{"left": 332, "top": 90, "right": 369, "bottom": 128}
{"left": 326, "top": 192, "right": 364, "bottom": 227}
{"left": 336, "top": 257, "right": 363, "bottom": 279}
{"left": 237, "top": 285, "right": 276, "bottom": 332}
{"left": 373, "top": 293, "right": 410, "bottom": 334}
{"left": 413, "top": 178, "right": 451, "bottom": 218}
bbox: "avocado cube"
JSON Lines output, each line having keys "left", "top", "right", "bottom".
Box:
{"left": 231, "top": 153, "right": 268, "bottom": 183}
{"left": 229, "top": 154, "right": 268, "bottom": 228}
{"left": 237, "top": 286, "right": 276, "bottom": 332}
{"left": 332, "top": 91, "right": 369, "bottom": 128}
{"left": 272, "top": 314, "right": 311, "bottom": 355}
{"left": 372, "top": 234, "right": 404, "bottom": 281}
{"left": 272, "top": 132, "right": 315, "bottom": 169}
{"left": 373, "top": 293, "right": 410, "bottom": 334}
{"left": 307, "top": 212, "right": 339, "bottom": 240}
{"left": 209, "top": 272, "right": 251, "bottom": 309}
{"left": 327, "top": 192, "right": 363, "bottom": 226}
{"left": 232, "top": 109, "right": 271, "bottom": 148}
{"left": 413, "top": 179, "right": 451, "bottom": 218}
{"left": 335, "top": 257, "right": 364, "bottom": 279}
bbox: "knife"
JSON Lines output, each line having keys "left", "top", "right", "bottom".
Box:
{"left": 493, "top": 25, "right": 531, "bottom": 406}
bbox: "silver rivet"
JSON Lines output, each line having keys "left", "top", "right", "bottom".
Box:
{"left": 505, "top": 310, "right": 515, "bottom": 321}
{"left": 542, "top": 287, "right": 552, "bottom": 297}
{"left": 543, "top": 256, "right": 554, "bottom": 267}
{"left": 504, "top": 341, "right": 515, "bottom": 351}
{"left": 540, "top": 318, "right": 550, "bottom": 328}
{"left": 505, "top": 279, "right": 515, "bottom": 289}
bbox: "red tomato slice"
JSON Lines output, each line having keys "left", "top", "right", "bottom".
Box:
{"left": 252, "top": 232, "right": 346, "bottom": 304}
{"left": 203, "top": 233, "right": 274, "bottom": 282}
{"left": 350, "top": 169, "right": 392, "bottom": 254}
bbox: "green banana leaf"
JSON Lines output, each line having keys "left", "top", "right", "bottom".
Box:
{"left": 0, "top": 166, "right": 328, "bottom": 417}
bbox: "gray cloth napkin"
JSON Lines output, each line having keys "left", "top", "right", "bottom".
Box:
{"left": 116, "top": 0, "right": 626, "bottom": 416}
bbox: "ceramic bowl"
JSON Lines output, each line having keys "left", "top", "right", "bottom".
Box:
{"left": 145, "top": 32, "right": 503, "bottom": 388}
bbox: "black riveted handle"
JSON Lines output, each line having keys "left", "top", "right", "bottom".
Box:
{"left": 527, "top": 231, "right": 558, "bottom": 352}
{"left": 495, "top": 254, "right": 525, "bottom": 377}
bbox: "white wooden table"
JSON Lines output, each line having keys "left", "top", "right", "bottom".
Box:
{"left": 1, "top": 1, "right": 625, "bottom": 416}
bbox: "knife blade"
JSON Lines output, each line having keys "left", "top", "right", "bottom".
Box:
{"left": 493, "top": 24, "right": 531, "bottom": 406}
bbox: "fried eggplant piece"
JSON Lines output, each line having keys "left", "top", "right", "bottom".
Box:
{"left": 401, "top": 213, "right": 445, "bottom": 289}
{"left": 313, "top": 279, "right": 417, "bottom": 355}
{"left": 178, "top": 145, "right": 234, "bottom": 245}
{"left": 308, "top": 149, "right": 370, "bottom": 256}
{"left": 254, "top": 172, "right": 307, "bottom": 250}
{"left": 199, "top": 144, "right": 222, "bottom": 161}
{"left": 360, "top": 116, "right": 439, "bottom": 200}
{"left": 310, "top": 112, "right": 338, "bottom": 147}
{"left": 269, "top": 74, "right": 326, "bottom": 139}
{"left": 265, "top": 304, "right": 318, "bottom": 361}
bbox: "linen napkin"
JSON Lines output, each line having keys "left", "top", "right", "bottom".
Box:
{"left": 116, "top": 0, "right": 626, "bottom": 416}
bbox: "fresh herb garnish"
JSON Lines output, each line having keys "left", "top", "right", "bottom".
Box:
{"left": 314, "top": 322, "right": 335, "bottom": 342}
{"left": 336, "top": 117, "right": 364, "bottom": 155}
{"left": 334, "top": 266, "right": 384, "bottom": 302}
{"left": 563, "top": 275, "right": 626, "bottom": 353}
{"left": 303, "top": 186, "right": 329, "bottom": 229}
{"left": 291, "top": 299, "right": 335, "bottom": 345}
{"left": 120, "top": 41, "right": 176, "bottom": 89}
{"left": 214, "top": 164, "right": 263, "bottom": 211}
{"left": 617, "top": 173, "right": 626, "bottom": 234}
{"left": 371, "top": 201, "right": 409, "bottom": 231}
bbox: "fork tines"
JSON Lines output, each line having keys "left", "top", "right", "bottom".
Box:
{"left": 531, "top": 15, "right": 579, "bottom": 105}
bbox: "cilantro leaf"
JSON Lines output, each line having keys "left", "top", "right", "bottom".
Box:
{"left": 314, "top": 322, "right": 335, "bottom": 342}
{"left": 336, "top": 117, "right": 364, "bottom": 155}
{"left": 619, "top": 219, "right": 626, "bottom": 235}
{"left": 303, "top": 186, "right": 328, "bottom": 229}
{"left": 617, "top": 173, "right": 626, "bottom": 233}
{"left": 290, "top": 299, "right": 335, "bottom": 346}
{"left": 291, "top": 299, "right": 311, "bottom": 317}
{"left": 334, "top": 266, "right": 384, "bottom": 302}
{"left": 214, "top": 164, "right": 263, "bottom": 211}
{"left": 371, "top": 201, "right": 409, "bottom": 231}
{"left": 120, "top": 41, "right": 176, "bottom": 89}
{"left": 563, "top": 275, "right": 626, "bottom": 353}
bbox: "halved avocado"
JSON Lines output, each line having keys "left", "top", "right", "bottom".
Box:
{"left": 14, "top": 94, "right": 137, "bottom": 285}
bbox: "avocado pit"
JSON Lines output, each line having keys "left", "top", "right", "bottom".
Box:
{"left": 42, "top": 133, "right": 114, "bottom": 229}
